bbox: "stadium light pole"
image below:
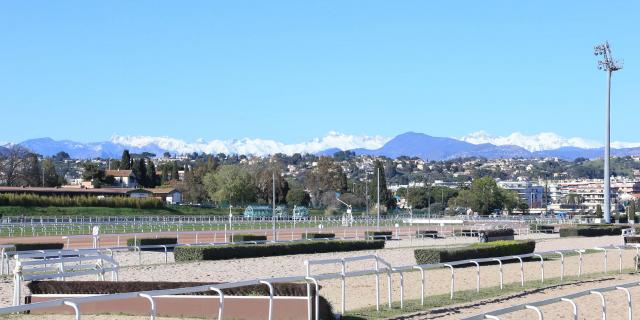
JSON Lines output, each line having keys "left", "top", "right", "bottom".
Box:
{"left": 594, "top": 41, "right": 623, "bottom": 224}
{"left": 376, "top": 167, "right": 380, "bottom": 230}
{"left": 272, "top": 171, "right": 276, "bottom": 240}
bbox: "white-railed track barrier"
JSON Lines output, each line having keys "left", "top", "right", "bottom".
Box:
{"left": 463, "top": 280, "right": 639, "bottom": 320}
{"left": 12, "top": 251, "right": 119, "bottom": 306}
{"left": 0, "top": 242, "right": 638, "bottom": 319}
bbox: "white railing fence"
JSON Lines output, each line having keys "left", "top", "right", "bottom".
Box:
{"left": 463, "top": 280, "right": 639, "bottom": 320}
{"left": 12, "top": 252, "right": 119, "bottom": 306}
{"left": 0, "top": 244, "right": 638, "bottom": 319}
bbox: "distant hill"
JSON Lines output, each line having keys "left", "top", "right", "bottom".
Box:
{"left": 14, "top": 132, "right": 640, "bottom": 160}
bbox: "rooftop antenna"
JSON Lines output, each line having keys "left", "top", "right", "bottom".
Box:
{"left": 594, "top": 41, "right": 623, "bottom": 224}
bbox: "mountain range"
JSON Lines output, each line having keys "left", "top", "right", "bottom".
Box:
{"left": 6, "top": 132, "right": 640, "bottom": 161}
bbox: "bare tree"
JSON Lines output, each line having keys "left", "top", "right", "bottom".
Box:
{"left": 0, "top": 145, "right": 31, "bottom": 186}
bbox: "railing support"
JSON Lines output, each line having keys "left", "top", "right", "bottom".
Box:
{"left": 138, "top": 293, "right": 156, "bottom": 320}
{"left": 616, "top": 286, "right": 631, "bottom": 320}
{"left": 533, "top": 254, "right": 544, "bottom": 283}
{"left": 491, "top": 258, "right": 503, "bottom": 290}
{"left": 525, "top": 305, "right": 543, "bottom": 320}
{"left": 63, "top": 300, "right": 81, "bottom": 320}
{"left": 210, "top": 286, "right": 225, "bottom": 320}
{"left": 260, "top": 280, "right": 274, "bottom": 320}
{"left": 444, "top": 264, "right": 454, "bottom": 299}
{"left": 560, "top": 298, "right": 577, "bottom": 320}
{"left": 590, "top": 290, "right": 606, "bottom": 320}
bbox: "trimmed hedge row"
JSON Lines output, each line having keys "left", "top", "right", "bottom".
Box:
{"left": 27, "top": 281, "right": 334, "bottom": 319}
{"left": 559, "top": 225, "right": 623, "bottom": 237}
{"left": 415, "top": 230, "right": 438, "bottom": 238}
{"left": 364, "top": 231, "right": 392, "bottom": 240}
{"left": 303, "top": 233, "right": 336, "bottom": 239}
{"left": 126, "top": 237, "right": 177, "bottom": 247}
{"left": 12, "top": 243, "right": 64, "bottom": 251}
{"left": 231, "top": 234, "right": 267, "bottom": 242}
{"left": 479, "top": 229, "right": 514, "bottom": 243}
{"left": 127, "top": 238, "right": 177, "bottom": 251}
{"left": 414, "top": 240, "right": 536, "bottom": 264}
{"left": 174, "top": 240, "right": 385, "bottom": 262}
{"left": 530, "top": 225, "right": 555, "bottom": 233}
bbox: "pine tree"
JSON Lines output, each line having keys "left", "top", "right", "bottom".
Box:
{"left": 120, "top": 150, "right": 131, "bottom": 170}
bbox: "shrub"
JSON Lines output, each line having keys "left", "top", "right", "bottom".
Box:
{"left": 174, "top": 240, "right": 385, "bottom": 262}
{"left": 624, "top": 236, "right": 640, "bottom": 244}
{"left": 559, "top": 225, "right": 623, "bottom": 237}
{"left": 364, "top": 231, "right": 392, "bottom": 240}
{"left": 481, "top": 229, "right": 514, "bottom": 237}
{"left": 0, "top": 193, "right": 164, "bottom": 209}
{"left": 414, "top": 240, "right": 536, "bottom": 264}
{"left": 415, "top": 230, "right": 438, "bottom": 238}
{"left": 303, "top": 233, "right": 336, "bottom": 239}
{"left": 127, "top": 238, "right": 177, "bottom": 251}
{"left": 27, "top": 281, "right": 334, "bottom": 319}
{"left": 230, "top": 234, "right": 267, "bottom": 242}
{"left": 530, "top": 224, "right": 555, "bottom": 233}
{"left": 13, "top": 243, "right": 64, "bottom": 251}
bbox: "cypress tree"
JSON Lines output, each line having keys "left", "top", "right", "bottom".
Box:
{"left": 120, "top": 150, "right": 132, "bottom": 170}
{"left": 146, "top": 160, "right": 157, "bottom": 187}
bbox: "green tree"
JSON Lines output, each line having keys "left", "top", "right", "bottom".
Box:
{"left": 595, "top": 204, "right": 603, "bottom": 218}
{"left": 22, "top": 154, "right": 42, "bottom": 186}
{"left": 286, "top": 188, "right": 311, "bottom": 206}
{"left": 145, "top": 160, "right": 158, "bottom": 187}
{"left": 120, "top": 150, "right": 132, "bottom": 170}
{"left": 131, "top": 158, "right": 147, "bottom": 187}
{"left": 203, "top": 165, "right": 256, "bottom": 206}
{"left": 449, "top": 177, "right": 505, "bottom": 214}
{"left": 254, "top": 167, "right": 289, "bottom": 205}
{"left": 42, "top": 158, "right": 63, "bottom": 187}
{"left": 367, "top": 160, "right": 396, "bottom": 211}
{"left": 171, "top": 161, "right": 180, "bottom": 181}
{"left": 628, "top": 202, "right": 637, "bottom": 223}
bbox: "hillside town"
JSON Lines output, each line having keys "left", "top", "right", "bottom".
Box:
{"left": 2, "top": 145, "right": 640, "bottom": 217}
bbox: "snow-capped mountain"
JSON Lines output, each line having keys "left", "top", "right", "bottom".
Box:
{"left": 12, "top": 131, "right": 640, "bottom": 160}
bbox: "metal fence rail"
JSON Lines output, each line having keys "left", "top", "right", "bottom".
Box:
{"left": 463, "top": 280, "right": 640, "bottom": 320}
{"left": 1, "top": 242, "right": 638, "bottom": 319}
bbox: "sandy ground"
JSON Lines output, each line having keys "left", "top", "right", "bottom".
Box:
{"left": 0, "top": 235, "right": 635, "bottom": 319}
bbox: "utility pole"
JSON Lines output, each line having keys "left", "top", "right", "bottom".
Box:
{"left": 376, "top": 167, "right": 380, "bottom": 230}
{"left": 272, "top": 171, "right": 276, "bottom": 240}
{"left": 594, "top": 41, "right": 623, "bottom": 224}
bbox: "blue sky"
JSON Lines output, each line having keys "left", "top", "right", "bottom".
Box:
{"left": 1, "top": 1, "right": 638, "bottom": 144}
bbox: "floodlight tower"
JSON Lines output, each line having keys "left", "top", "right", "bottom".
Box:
{"left": 594, "top": 41, "right": 623, "bottom": 223}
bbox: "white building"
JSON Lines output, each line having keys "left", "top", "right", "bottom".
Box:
{"left": 497, "top": 181, "right": 545, "bottom": 208}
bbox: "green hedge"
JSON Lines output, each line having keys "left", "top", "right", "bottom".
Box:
{"left": 127, "top": 238, "right": 177, "bottom": 250}
{"left": 414, "top": 240, "right": 536, "bottom": 264}
{"left": 530, "top": 225, "right": 555, "bottom": 233}
{"left": 28, "top": 281, "right": 334, "bottom": 320}
{"left": 303, "top": 233, "right": 336, "bottom": 239}
{"left": 0, "top": 193, "right": 164, "bottom": 209}
{"left": 559, "top": 225, "right": 623, "bottom": 237}
{"left": 481, "top": 229, "right": 514, "bottom": 237}
{"left": 415, "top": 230, "right": 438, "bottom": 238}
{"left": 175, "top": 240, "right": 385, "bottom": 262}
{"left": 364, "top": 231, "right": 392, "bottom": 240}
{"left": 231, "top": 234, "right": 267, "bottom": 242}
{"left": 13, "top": 243, "right": 65, "bottom": 251}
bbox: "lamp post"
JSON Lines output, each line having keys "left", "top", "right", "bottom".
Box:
{"left": 228, "top": 205, "right": 233, "bottom": 230}
{"left": 272, "top": 171, "right": 276, "bottom": 241}
{"left": 594, "top": 41, "right": 623, "bottom": 224}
